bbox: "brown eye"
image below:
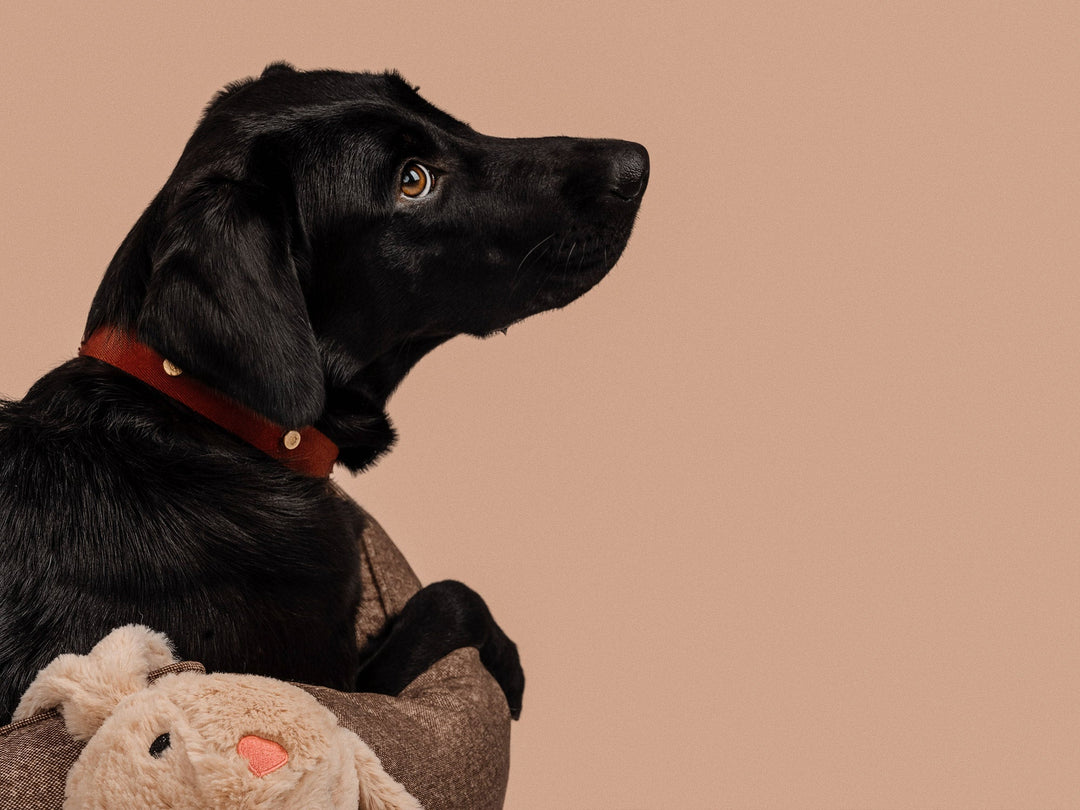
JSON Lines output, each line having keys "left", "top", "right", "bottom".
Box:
{"left": 400, "top": 162, "right": 435, "bottom": 198}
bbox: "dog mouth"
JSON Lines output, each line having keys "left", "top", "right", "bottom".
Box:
{"left": 483, "top": 138, "right": 647, "bottom": 323}
{"left": 510, "top": 220, "right": 634, "bottom": 316}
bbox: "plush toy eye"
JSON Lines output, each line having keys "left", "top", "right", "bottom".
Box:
{"left": 149, "top": 732, "right": 171, "bottom": 758}
{"left": 400, "top": 162, "right": 435, "bottom": 199}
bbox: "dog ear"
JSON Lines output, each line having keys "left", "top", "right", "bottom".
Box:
{"left": 261, "top": 60, "right": 297, "bottom": 77}
{"left": 137, "top": 175, "right": 325, "bottom": 427}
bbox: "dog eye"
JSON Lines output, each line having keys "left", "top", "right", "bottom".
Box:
{"left": 149, "top": 732, "right": 171, "bottom": 758}
{"left": 400, "top": 162, "right": 435, "bottom": 199}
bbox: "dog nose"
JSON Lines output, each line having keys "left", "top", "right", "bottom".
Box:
{"left": 608, "top": 142, "right": 649, "bottom": 202}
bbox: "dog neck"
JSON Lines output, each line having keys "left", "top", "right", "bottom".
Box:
{"left": 314, "top": 334, "right": 451, "bottom": 473}
{"left": 79, "top": 326, "right": 339, "bottom": 478}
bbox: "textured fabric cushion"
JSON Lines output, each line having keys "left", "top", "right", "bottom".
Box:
{"left": 0, "top": 506, "right": 511, "bottom": 809}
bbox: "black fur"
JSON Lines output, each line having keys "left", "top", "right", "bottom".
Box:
{"left": 0, "top": 63, "right": 648, "bottom": 724}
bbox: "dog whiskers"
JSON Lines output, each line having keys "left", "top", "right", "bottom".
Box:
{"left": 508, "top": 232, "right": 555, "bottom": 298}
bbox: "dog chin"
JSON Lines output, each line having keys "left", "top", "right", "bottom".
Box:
{"left": 542, "top": 257, "right": 619, "bottom": 309}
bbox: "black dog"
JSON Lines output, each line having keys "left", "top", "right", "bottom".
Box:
{"left": 0, "top": 63, "right": 648, "bottom": 724}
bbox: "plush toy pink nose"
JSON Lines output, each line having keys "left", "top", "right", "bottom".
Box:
{"left": 237, "top": 735, "right": 289, "bottom": 777}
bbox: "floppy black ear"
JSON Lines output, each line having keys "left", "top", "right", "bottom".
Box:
{"left": 137, "top": 176, "right": 325, "bottom": 427}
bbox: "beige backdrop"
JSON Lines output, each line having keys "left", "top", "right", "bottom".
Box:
{"left": 3, "top": 2, "right": 1079, "bottom": 807}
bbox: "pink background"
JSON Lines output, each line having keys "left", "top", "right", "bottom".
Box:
{"left": 3, "top": 3, "right": 1079, "bottom": 807}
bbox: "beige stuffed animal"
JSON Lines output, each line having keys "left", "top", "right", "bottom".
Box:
{"left": 12, "top": 625, "right": 422, "bottom": 810}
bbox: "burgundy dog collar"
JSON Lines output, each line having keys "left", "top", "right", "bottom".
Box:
{"left": 79, "top": 327, "right": 338, "bottom": 478}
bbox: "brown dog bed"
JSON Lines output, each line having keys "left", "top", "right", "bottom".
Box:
{"left": 0, "top": 510, "right": 511, "bottom": 809}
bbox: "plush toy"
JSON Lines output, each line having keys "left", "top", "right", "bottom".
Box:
{"left": 12, "top": 625, "right": 422, "bottom": 810}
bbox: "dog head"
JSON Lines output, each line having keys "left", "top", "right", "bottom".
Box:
{"left": 87, "top": 62, "right": 648, "bottom": 470}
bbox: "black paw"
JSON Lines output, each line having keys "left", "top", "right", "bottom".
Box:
{"left": 487, "top": 635, "right": 524, "bottom": 720}
{"left": 356, "top": 579, "right": 526, "bottom": 719}
{"left": 423, "top": 580, "right": 525, "bottom": 720}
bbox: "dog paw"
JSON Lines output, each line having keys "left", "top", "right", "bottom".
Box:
{"left": 484, "top": 636, "right": 524, "bottom": 721}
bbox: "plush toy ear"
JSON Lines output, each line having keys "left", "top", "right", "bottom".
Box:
{"left": 346, "top": 734, "right": 423, "bottom": 810}
{"left": 137, "top": 175, "right": 325, "bottom": 427}
{"left": 11, "top": 625, "right": 176, "bottom": 741}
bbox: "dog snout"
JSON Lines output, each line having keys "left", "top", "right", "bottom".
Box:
{"left": 607, "top": 141, "right": 649, "bottom": 202}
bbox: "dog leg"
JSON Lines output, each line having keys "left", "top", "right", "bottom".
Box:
{"left": 356, "top": 580, "right": 524, "bottom": 720}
